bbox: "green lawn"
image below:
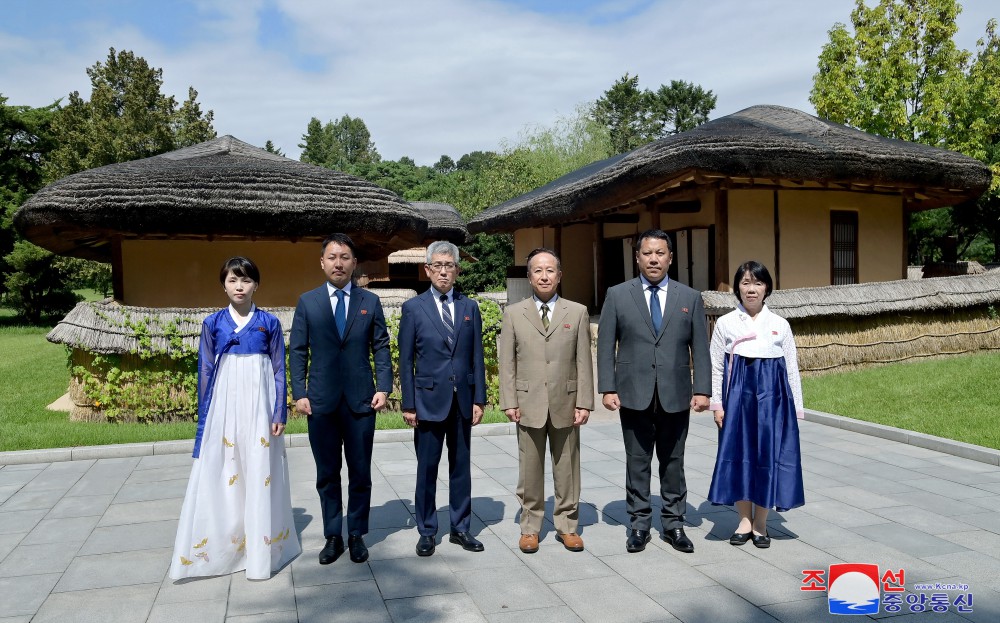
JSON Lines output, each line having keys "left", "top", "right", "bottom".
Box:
{"left": 0, "top": 320, "right": 506, "bottom": 452}
{"left": 802, "top": 351, "right": 1000, "bottom": 451}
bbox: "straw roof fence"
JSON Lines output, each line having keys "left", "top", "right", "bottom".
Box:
{"left": 14, "top": 135, "right": 428, "bottom": 262}
{"left": 468, "top": 105, "right": 991, "bottom": 233}
{"left": 702, "top": 273, "right": 1000, "bottom": 374}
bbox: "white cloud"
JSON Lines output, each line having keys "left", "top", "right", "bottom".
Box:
{"left": 2, "top": 0, "right": 997, "bottom": 165}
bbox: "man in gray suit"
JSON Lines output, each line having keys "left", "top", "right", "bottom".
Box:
{"left": 597, "top": 229, "right": 710, "bottom": 553}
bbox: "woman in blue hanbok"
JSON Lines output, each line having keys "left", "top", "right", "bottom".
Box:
{"left": 707, "top": 261, "right": 804, "bottom": 549}
{"left": 170, "top": 257, "right": 301, "bottom": 580}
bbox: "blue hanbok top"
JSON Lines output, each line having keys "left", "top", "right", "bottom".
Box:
{"left": 193, "top": 307, "right": 287, "bottom": 458}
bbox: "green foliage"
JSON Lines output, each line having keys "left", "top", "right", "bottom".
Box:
{"left": 810, "top": 2, "right": 1000, "bottom": 262}
{"left": 263, "top": 140, "right": 285, "bottom": 156}
{"left": 591, "top": 73, "right": 717, "bottom": 153}
{"left": 457, "top": 233, "right": 513, "bottom": 292}
{"left": 473, "top": 296, "right": 503, "bottom": 407}
{"left": 72, "top": 353, "right": 197, "bottom": 421}
{"left": 45, "top": 48, "right": 216, "bottom": 181}
{"left": 58, "top": 256, "right": 113, "bottom": 297}
{"left": 298, "top": 114, "right": 380, "bottom": 170}
{"left": 2, "top": 241, "right": 80, "bottom": 323}
{"left": 0, "top": 95, "right": 58, "bottom": 298}
{"left": 649, "top": 80, "right": 718, "bottom": 135}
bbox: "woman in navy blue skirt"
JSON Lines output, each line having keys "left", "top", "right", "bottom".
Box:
{"left": 707, "top": 261, "right": 804, "bottom": 549}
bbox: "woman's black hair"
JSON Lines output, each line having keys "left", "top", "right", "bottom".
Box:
{"left": 733, "top": 260, "right": 773, "bottom": 304}
{"left": 219, "top": 256, "right": 261, "bottom": 284}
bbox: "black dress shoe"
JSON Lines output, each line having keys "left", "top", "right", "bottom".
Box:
{"left": 318, "top": 536, "right": 345, "bottom": 565}
{"left": 449, "top": 530, "right": 484, "bottom": 552}
{"left": 729, "top": 532, "right": 752, "bottom": 546}
{"left": 626, "top": 529, "right": 652, "bottom": 553}
{"left": 416, "top": 535, "right": 436, "bottom": 557}
{"left": 348, "top": 534, "right": 369, "bottom": 563}
{"left": 752, "top": 532, "right": 771, "bottom": 549}
{"left": 662, "top": 527, "right": 695, "bottom": 553}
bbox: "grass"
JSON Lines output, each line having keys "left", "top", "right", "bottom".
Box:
{"left": 0, "top": 316, "right": 506, "bottom": 452}
{"left": 802, "top": 351, "right": 1000, "bottom": 451}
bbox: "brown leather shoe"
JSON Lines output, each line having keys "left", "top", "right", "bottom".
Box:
{"left": 518, "top": 533, "right": 539, "bottom": 553}
{"left": 556, "top": 532, "right": 584, "bottom": 552}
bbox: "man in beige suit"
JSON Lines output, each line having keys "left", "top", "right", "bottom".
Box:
{"left": 499, "top": 248, "right": 594, "bottom": 553}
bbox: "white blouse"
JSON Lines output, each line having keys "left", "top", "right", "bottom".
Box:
{"left": 709, "top": 303, "right": 804, "bottom": 418}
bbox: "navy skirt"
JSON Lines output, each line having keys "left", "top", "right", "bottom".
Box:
{"left": 707, "top": 354, "right": 804, "bottom": 511}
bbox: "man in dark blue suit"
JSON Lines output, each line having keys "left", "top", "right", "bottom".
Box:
{"left": 290, "top": 233, "right": 392, "bottom": 565}
{"left": 399, "top": 240, "right": 487, "bottom": 556}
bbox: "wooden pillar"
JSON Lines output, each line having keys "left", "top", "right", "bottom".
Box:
{"left": 594, "top": 222, "right": 605, "bottom": 308}
{"left": 553, "top": 225, "right": 562, "bottom": 258}
{"left": 713, "top": 191, "right": 730, "bottom": 291}
{"left": 111, "top": 236, "right": 125, "bottom": 302}
{"left": 773, "top": 190, "right": 781, "bottom": 290}
{"left": 650, "top": 201, "right": 661, "bottom": 230}
{"left": 902, "top": 207, "right": 911, "bottom": 279}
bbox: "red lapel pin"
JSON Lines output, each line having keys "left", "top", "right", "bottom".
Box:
{"left": 360, "top": 309, "right": 368, "bottom": 315}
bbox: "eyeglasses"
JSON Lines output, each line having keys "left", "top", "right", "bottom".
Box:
{"left": 427, "top": 262, "right": 457, "bottom": 271}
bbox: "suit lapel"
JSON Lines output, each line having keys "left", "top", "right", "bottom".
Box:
{"left": 546, "top": 299, "right": 567, "bottom": 336}
{"left": 315, "top": 285, "right": 342, "bottom": 346}
{"left": 658, "top": 280, "right": 683, "bottom": 340}
{"left": 342, "top": 287, "right": 363, "bottom": 338}
{"left": 451, "top": 294, "right": 467, "bottom": 351}
{"left": 420, "top": 290, "right": 451, "bottom": 345}
{"left": 628, "top": 278, "right": 656, "bottom": 336}
{"left": 520, "top": 299, "right": 546, "bottom": 336}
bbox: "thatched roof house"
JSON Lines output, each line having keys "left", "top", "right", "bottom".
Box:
{"left": 14, "top": 135, "right": 428, "bottom": 307}
{"left": 469, "top": 105, "right": 992, "bottom": 308}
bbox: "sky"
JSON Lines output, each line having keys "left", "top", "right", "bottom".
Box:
{"left": 2, "top": 0, "right": 997, "bottom": 166}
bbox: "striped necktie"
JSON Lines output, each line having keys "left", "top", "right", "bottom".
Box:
{"left": 541, "top": 303, "right": 550, "bottom": 330}
{"left": 440, "top": 294, "right": 454, "bottom": 346}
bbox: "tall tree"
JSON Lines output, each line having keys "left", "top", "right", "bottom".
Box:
{"left": 45, "top": 47, "right": 215, "bottom": 181}
{"left": 591, "top": 73, "right": 652, "bottom": 154}
{"left": 0, "top": 96, "right": 58, "bottom": 300}
{"left": 811, "top": 1, "right": 1000, "bottom": 262}
{"left": 591, "top": 73, "right": 717, "bottom": 154}
{"left": 263, "top": 140, "right": 285, "bottom": 156}
{"left": 174, "top": 87, "right": 216, "bottom": 148}
{"left": 297, "top": 114, "right": 380, "bottom": 171}
{"left": 648, "top": 80, "right": 717, "bottom": 135}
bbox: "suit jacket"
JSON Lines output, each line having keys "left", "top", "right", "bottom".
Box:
{"left": 596, "top": 277, "right": 711, "bottom": 412}
{"left": 398, "top": 289, "right": 487, "bottom": 421}
{"left": 288, "top": 284, "right": 392, "bottom": 416}
{"left": 498, "top": 297, "right": 594, "bottom": 428}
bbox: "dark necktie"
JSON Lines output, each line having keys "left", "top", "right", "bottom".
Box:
{"left": 440, "top": 294, "right": 454, "bottom": 346}
{"left": 334, "top": 289, "right": 346, "bottom": 338}
{"left": 649, "top": 285, "right": 662, "bottom": 333}
{"left": 540, "top": 303, "right": 550, "bottom": 330}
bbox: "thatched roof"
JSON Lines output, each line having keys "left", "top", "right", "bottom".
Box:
{"left": 469, "top": 105, "right": 992, "bottom": 233}
{"left": 14, "top": 135, "right": 428, "bottom": 261}
{"left": 702, "top": 273, "right": 1000, "bottom": 319}
{"left": 411, "top": 201, "right": 470, "bottom": 243}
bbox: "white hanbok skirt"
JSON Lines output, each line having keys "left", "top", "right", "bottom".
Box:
{"left": 170, "top": 353, "right": 301, "bottom": 580}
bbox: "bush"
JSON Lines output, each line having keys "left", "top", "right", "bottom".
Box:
{"left": 3, "top": 241, "right": 81, "bottom": 323}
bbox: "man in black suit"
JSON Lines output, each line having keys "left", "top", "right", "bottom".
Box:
{"left": 290, "top": 233, "right": 392, "bottom": 565}
{"left": 398, "top": 240, "right": 487, "bottom": 556}
{"left": 597, "top": 230, "right": 711, "bottom": 554}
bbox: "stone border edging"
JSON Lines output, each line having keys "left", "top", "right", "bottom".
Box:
{"left": 4, "top": 413, "right": 998, "bottom": 468}
{"left": 804, "top": 408, "right": 1000, "bottom": 466}
{"left": 0, "top": 422, "right": 517, "bottom": 466}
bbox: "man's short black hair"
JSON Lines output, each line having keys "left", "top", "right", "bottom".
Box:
{"left": 635, "top": 229, "right": 674, "bottom": 253}
{"left": 321, "top": 233, "right": 359, "bottom": 259}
